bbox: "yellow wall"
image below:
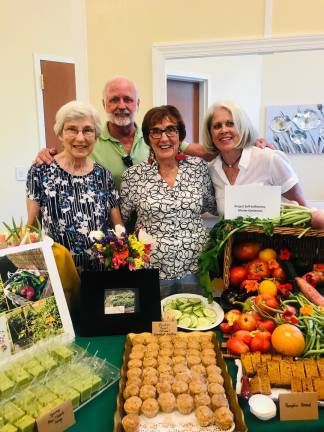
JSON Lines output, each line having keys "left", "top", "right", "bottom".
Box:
{"left": 0, "top": 0, "right": 88, "bottom": 222}
{"left": 86, "top": 0, "right": 324, "bottom": 120}
{"left": 86, "top": 0, "right": 265, "bottom": 120}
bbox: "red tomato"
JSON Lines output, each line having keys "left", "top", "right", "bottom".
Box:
{"left": 236, "top": 312, "right": 257, "bottom": 332}
{"left": 271, "top": 266, "right": 286, "bottom": 281}
{"left": 233, "top": 330, "right": 252, "bottom": 346}
{"left": 250, "top": 330, "right": 272, "bottom": 353}
{"left": 229, "top": 266, "right": 248, "bottom": 286}
{"left": 227, "top": 337, "right": 250, "bottom": 355}
{"left": 256, "top": 318, "right": 276, "bottom": 333}
{"left": 246, "top": 259, "right": 270, "bottom": 280}
{"left": 219, "top": 322, "right": 233, "bottom": 334}
{"left": 254, "top": 294, "right": 279, "bottom": 315}
{"left": 233, "top": 242, "right": 262, "bottom": 262}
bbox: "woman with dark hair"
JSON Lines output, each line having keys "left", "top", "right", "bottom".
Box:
{"left": 120, "top": 105, "right": 217, "bottom": 296}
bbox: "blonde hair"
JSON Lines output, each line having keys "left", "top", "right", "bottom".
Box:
{"left": 202, "top": 101, "right": 258, "bottom": 155}
{"left": 53, "top": 100, "right": 102, "bottom": 138}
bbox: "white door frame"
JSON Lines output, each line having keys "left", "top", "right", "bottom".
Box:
{"left": 167, "top": 73, "right": 210, "bottom": 141}
{"left": 152, "top": 34, "right": 324, "bottom": 107}
{"left": 33, "top": 54, "right": 77, "bottom": 149}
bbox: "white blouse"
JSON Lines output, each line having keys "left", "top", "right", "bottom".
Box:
{"left": 208, "top": 146, "right": 299, "bottom": 216}
{"left": 120, "top": 157, "right": 217, "bottom": 280}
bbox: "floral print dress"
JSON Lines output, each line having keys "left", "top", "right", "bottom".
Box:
{"left": 26, "top": 161, "right": 119, "bottom": 271}
{"left": 120, "top": 157, "right": 217, "bottom": 280}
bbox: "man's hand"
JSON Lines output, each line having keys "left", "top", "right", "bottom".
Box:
{"left": 183, "top": 143, "right": 216, "bottom": 161}
{"left": 255, "top": 138, "right": 275, "bottom": 150}
{"left": 33, "top": 148, "right": 57, "bottom": 164}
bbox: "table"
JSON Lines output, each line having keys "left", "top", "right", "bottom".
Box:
{"left": 70, "top": 334, "right": 324, "bottom": 432}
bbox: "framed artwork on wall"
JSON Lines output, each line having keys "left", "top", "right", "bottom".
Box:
{"left": 266, "top": 103, "right": 324, "bottom": 154}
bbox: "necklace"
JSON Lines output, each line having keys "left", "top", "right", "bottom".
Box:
{"left": 221, "top": 152, "right": 242, "bottom": 168}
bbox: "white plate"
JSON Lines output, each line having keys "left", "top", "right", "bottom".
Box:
{"left": 161, "top": 293, "right": 224, "bottom": 331}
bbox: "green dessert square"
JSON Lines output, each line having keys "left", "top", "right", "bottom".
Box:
{"left": 13, "top": 389, "right": 34, "bottom": 410}
{"left": 0, "top": 424, "right": 18, "bottom": 432}
{"left": 37, "top": 391, "right": 57, "bottom": 406}
{"left": 0, "top": 373, "right": 14, "bottom": 395}
{"left": 71, "top": 380, "right": 92, "bottom": 402}
{"left": 2, "top": 402, "right": 25, "bottom": 423}
{"left": 58, "top": 388, "right": 80, "bottom": 409}
{"left": 51, "top": 345, "right": 74, "bottom": 362}
{"left": 6, "top": 368, "right": 30, "bottom": 387}
{"left": 30, "top": 385, "right": 47, "bottom": 398}
{"left": 14, "top": 415, "right": 35, "bottom": 432}
{"left": 25, "top": 363, "right": 45, "bottom": 378}
{"left": 37, "top": 353, "right": 58, "bottom": 371}
{"left": 89, "top": 374, "right": 102, "bottom": 393}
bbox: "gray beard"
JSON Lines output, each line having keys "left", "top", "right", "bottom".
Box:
{"left": 107, "top": 113, "right": 132, "bottom": 127}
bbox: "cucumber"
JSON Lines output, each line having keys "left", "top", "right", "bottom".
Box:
{"left": 196, "top": 317, "right": 212, "bottom": 328}
{"left": 194, "top": 308, "right": 205, "bottom": 318}
{"left": 203, "top": 308, "right": 217, "bottom": 318}
{"left": 190, "top": 315, "right": 198, "bottom": 328}
{"left": 178, "top": 316, "right": 192, "bottom": 327}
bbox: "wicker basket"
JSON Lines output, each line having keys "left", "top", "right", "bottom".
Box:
{"left": 6, "top": 249, "right": 47, "bottom": 270}
{"left": 223, "top": 226, "right": 324, "bottom": 290}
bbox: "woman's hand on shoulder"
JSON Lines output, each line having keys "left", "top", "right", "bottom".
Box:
{"left": 33, "top": 147, "right": 57, "bottom": 164}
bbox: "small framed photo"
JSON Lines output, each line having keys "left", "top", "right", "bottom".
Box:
{"left": 79, "top": 268, "right": 161, "bottom": 336}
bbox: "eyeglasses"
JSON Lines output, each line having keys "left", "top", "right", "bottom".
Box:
{"left": 64, "top": 127, "right": 96, "bottom": 137}
{"left": 149, "top": 125, "right": 179, "bottom": 139}
{"left": 122, "top": 155, "right": 133, "bottom": 167}
{"left": 212, "top": 121, "right": 235, "bottom": 130}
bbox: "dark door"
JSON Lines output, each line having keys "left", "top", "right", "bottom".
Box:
{"left": 167, "top": 78, "right": 200, "bottom": 143}
{"left": 40, "top": 60, "right": 76, "bottom": 150}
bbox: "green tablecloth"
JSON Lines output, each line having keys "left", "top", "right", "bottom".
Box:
{"left": 70, "top": 334, "right": 324, "bottom": 432}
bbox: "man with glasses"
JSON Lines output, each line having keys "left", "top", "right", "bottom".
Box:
{"left": 35, "top": 75, "right": 209, "bottom": 190}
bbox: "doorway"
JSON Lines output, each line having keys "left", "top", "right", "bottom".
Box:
{"left": 34, "top": 55, "right": 76, "bottom": 150}
{"left": 166, "top": 75, "right": 208, "bottom": 143}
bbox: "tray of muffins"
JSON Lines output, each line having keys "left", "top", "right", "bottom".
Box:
{"left": 113, "top": 331, "right": 247, "bottom": 432}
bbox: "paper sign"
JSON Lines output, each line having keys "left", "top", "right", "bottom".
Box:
{"left": 279, "top": 392, "right": 319, "bottom": 421}
{"left": 37, "top": 400, "right": 75, "bottom": 432}
{"left": 224, "top": 185, "right": 281, "bottom": 219}
{"left": 152, "top": 321, "right": 177, "bottom": 335}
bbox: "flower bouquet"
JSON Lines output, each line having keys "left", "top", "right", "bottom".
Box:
{"left": 89, "top": 225, "right": 155, "bottom": 271}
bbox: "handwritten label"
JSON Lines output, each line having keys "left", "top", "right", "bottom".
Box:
{"left": 224, "top": 185, "right": 281, "bottom": 219}
{"left": 152, "top": 321, "right": 177, "bottom": 335}
{"left": 36, "top": 400, "right": 75, "bottom": 432}
{"left": 279, "top": 392, "right": 318, "bottom": 421}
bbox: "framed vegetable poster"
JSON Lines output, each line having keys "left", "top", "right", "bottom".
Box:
{"left": 0, "top": 240, "right": 74, "bottom": 365}
{"left": 79, "top": 268, "right": 161, "bottom": 336}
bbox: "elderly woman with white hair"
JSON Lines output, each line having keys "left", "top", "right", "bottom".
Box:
{"left": 202, "top": 101, "right": 306, "bottom": 216}
{"left": 26, "top": 100, "right": 123, "bottom": 271}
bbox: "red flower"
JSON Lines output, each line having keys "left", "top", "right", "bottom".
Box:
{"left": 279, "top": 248, "right": 292, "bottom": 261}
{"left": 241, "top": 279, "right": 259, "bottom": 293}
{"left": 175, "top": 153, "right": 187, "bottom": 161}
{"left": 268, "top": 258, "right": 280, "bottom": 270}
{"left": 277, "top": 282, "right": 293, "bottom": 297}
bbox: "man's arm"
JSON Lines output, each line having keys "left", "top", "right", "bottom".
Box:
{"left": 33, "top": 147, "right": 57, "bottom": 164}
{"left": 183, "top": 143, "right": 215, "bottom": 161}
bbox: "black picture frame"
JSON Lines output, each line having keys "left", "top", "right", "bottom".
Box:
{"left": 78, "top": 268, "right": 161, "bottom": 336}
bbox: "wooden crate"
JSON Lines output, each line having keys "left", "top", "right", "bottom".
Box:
{"left": 223, "top": 226, "right": 324, "bottom": 290}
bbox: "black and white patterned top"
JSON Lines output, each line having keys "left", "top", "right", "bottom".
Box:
{"left": 26, "top": 161, "right": 119, "bottom": 271}
{"left": 120, "top": 157, "right": 217, "bottom": 280}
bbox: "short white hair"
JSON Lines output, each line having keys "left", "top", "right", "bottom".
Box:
{"left": 202, "top": 100, "right": 258, "bottom": 155}
{"left": 53, "top": 100, "right": 102, "bottom": 138}
{"left": 102, "top": 76, "right": 139, "bottom": 101}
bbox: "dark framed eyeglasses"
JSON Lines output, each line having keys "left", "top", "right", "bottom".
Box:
{"left": 149, "top": 125, "right": 179, "bottom": 139}
{"left": 122, "top": 155, "right": 133, "bottom": 167}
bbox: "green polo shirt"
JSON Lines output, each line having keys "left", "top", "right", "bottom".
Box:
{"left": 91, "top": 122, "right": 189, "bottom": 190}
{"left": 91, "top": 122, "right": 149, "bottom": 190}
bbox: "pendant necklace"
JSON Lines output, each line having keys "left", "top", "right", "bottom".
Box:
{"left": 221, "top": 152, "right": 242, "bottom": 168}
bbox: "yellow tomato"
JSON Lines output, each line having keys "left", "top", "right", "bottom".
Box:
{"left": 258, "top": 279, "right": 278, "bottom": 296}
{"left": 258, "top": 248, "right": 277, "bottom": 262}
